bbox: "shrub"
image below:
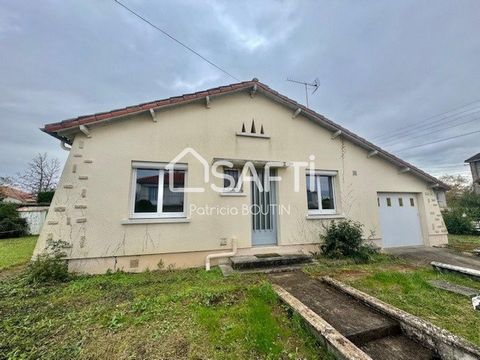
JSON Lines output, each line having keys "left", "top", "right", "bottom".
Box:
{"left": 37, "top": 191, "right": 55, "bottom": 204}
{"left": 25, "top": 240, "right": 70, "bottom": 284}
{"left": 0, "top": 202, "right": 28, "bottom": 238}
{"left": 443, "top": 209, "right": 474, "bottom": 235}
{"left": 320, "top": 219, "right": 379, "bottom": 263}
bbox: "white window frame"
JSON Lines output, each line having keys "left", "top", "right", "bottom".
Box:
{"left": 130, "top": 162, "right": 187, "bottom": 219}
{"left": 306, "top": 170, "right": 337, "bottom": 215}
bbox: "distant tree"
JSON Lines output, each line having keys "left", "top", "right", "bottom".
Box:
{"left": 17, "top": 153, "right": 61, "bottom": 196}
{"left": 0, "top": 176, "right": 14, "bottom": 186}
{"left": 438, "top": 174, "right": 471, "bottom": 205}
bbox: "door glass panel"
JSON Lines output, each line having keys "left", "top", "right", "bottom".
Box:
{"left": 134, "top": 169, "right": 159, "bottom": 213}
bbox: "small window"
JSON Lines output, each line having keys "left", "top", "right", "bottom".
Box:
{"left": 223, "top": 168, "right": 241, "bottom": 192}
{"left": 386, "top": 197, "right": 391, "bottom": 207}
{"left": 132, "top": 167, "right": 185, "bottom": 218}
{"left": 306, "top": 173, "right": 336, "bottom": 214}
{"left": 410, "top": 198, "right": 415, "bottom": 207}
{"left": 398, "top": 198, "right": 403, "bottom": 207}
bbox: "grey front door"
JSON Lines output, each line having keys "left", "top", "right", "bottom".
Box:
{"left": 252, "top": 169, "right": 277, "bottom": 246}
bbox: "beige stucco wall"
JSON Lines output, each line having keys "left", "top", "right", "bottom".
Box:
{"left": 34, "top": 91, "right": 447, "bottom": 273}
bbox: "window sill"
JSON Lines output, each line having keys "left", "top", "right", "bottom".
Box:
{"left": 121, "top": 217, "right": 190, "bottom": 225}
{"left": 235, "top": 132, "right": 270, "bottom": 139}
{"left": 220, "top": 192, "right": 247, "bottom": 197}
{"left": 306, "top": 214, "right": 344, "bottom": 220}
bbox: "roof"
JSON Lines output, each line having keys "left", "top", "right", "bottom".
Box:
{"left": 41, "top": 78, "right": 450, "bottom": 190}
{"left": 465, "top": 153, "right": 480, "bottom": 163}
{"left": 0, "top": 186, "right": 34, "bottom": 203}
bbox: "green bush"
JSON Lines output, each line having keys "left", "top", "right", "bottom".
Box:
{"left": 443, "top": 209, "right": 474, "bottom": 235}
{"left": 37, "top": 191, "right": 55, "bottom": 204}
{"left": 320, "top": 219, "right": 379, "bottom": 263}
{"left": 0, "top": 202, "right": 28, "bottom": 239}
{"left": 25, "top": 240, "right": 70, "bottom": 284}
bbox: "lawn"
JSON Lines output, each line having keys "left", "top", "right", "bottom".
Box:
{"left": 448, "top": 234, "right": 480, "bottom": 252}
{"left": 0, "top": 235, "right": 37, "bottom": 270}
{"left": 0, "top": 267, "right": 326, "bottom": 359}
{"left": 304, "top": 254, "right": 480, "bottom": 347}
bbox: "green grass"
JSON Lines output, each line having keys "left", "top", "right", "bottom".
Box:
{"left": 349, "top": 268, "right": 480, "bottom": 346}
{"left": 0, "top": 236, "right": 37, "bottom": 270}
{"left": 305, "top": 253, "right": 480, "bottom": 346}
{"left": 0, "top": 268, "right": 325, "bottom": 359}
{"left": 448, "top": 234, "right": 480, "bottom": 252}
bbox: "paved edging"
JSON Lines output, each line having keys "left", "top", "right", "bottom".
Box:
{"left": 431, "top": 261, "right": 480, "bottom": 281}
{"left": 272, "top": 284, "right": 373, "bottom": 360}
{"left": 323, "top": 276, "right": 480, "bottom": 360}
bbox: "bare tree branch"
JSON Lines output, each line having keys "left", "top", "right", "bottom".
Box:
{"left": 16, "top": 153, "right": 61, "bottom": 195}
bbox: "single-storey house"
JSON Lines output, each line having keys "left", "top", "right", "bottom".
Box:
{"left": 465, "top": 152, "right": 480, "bottom": 194}
{"left": 34, "top": 79, "right": 449, "bottom": 274}
{"left": 0, "top": 186, "right": 34, "bottom": 204}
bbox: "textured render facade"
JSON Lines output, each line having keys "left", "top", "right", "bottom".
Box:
{"left": 34, "top": 80, "right": 449, "bottom": 273}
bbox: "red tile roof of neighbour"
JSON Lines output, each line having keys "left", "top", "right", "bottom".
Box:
{"left": 41, "top": 79, "right": 450, "bottom": 189}
{"left": 465, "top": 153, "right": 480, "bottom": 163}
{"left": 0, "top": 186, "right": 34, "bottom": 203}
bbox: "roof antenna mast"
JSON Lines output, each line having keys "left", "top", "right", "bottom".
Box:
{"left": 286, "top": 78, "right": 320, "bottom": 108}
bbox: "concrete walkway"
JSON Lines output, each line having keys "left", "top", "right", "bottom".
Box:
{"left": 386, "top": 246, "right": 480, "bottom": 271}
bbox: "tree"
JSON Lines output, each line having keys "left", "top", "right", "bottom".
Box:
{"left": 17, "top": 153, "right": 61, "bottom": 196}
{"left": 438, "top": 174, "right": 471, "bottom": 205}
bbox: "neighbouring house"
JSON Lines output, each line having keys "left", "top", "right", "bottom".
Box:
{"left": 33, "top": 79, "right": 449, "bottom": 274}
{"left": 0, "top": 186, "right": 35, "bottom": 204}
{"left": 465, "top": 153, "right": 480, "bottom": 194}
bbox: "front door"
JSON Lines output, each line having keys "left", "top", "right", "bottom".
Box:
{"left": 252, "top": 169, "right": 277, "bottom": 246}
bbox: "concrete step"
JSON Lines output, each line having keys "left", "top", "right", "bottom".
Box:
{"left": 230, "top": 253, "right": 312, "bottom": 270}
{"left": 360, "top": 335, "right": 437, "bottom": 360}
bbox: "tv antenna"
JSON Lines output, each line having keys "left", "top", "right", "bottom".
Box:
{"left": 286, "top": 78, "right": 320, "bottom": 108}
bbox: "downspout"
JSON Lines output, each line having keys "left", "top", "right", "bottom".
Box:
{"left": 205, "top": 237, "right": 237, "bottom": 271}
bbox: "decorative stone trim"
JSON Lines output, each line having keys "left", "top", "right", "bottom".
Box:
{"left": 74, "top": 205, "right": 87, "bottom": 209}
{"left": 76, "top": 218, "right": 87, "bottom": 223}
{"left": 78, "top": 176, "right": 88, "bottom": 180}
{"left": 47, "top": 221, "right": 59, "bottom": 225}
{"left": 54, "top": 206, "right": 66, "bottom": 212}
{"left": 81, "top": 189, "right": 87, "bottom": 198}
{"left": 84, "top": 159, "right": 93, "bottom": 163}
{"left": 63, "top": 184, "right": 74, "bottom": 189}
{"left": 73, "top": 154, "right": 83, "bottom": 158}
{"left": 72, "top": 164, "right": 77, "bottom": 173}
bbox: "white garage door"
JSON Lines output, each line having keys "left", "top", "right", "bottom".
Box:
{"left": 378, "top": 193, "right": 423, "bottom": 248}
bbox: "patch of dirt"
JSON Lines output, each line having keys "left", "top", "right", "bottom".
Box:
{"left": 0, "top": 264, "right": 26, "bottom": 281}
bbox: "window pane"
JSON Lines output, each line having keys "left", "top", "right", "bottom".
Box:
{"left": 398, "top": 198, "right": 403, "bottom": 207}
{"left": 134, "top": 169, "right": 159, "bottom": 213}
{"left": 320, "top": 176, "right": 335, "bottom": 210}
{"left": 224, "top": 169, "right": 240, "bottom": 190}
{"left": 410, "top": 198, "right": 415, "bottom": 207}
{"left": 162, "top": 170, "right": 185, "bottom": 213}
{"left": 306, "top": 175, "right": 319, "bottom": 210}
{"left": 386, "top": 198, "right": 391, "bottom": 207}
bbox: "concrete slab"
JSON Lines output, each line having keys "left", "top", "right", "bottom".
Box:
{"left": 428, "top": 280, "right": 479, "bottom": 297}
{"left": 230, "top": 253, "right": 312, "bottom": 270}
{"left": 360, "top": 335, "right": 434, "bottom": 360}
{"left": 386, "top": 246, "right": 480, "bottom": 271}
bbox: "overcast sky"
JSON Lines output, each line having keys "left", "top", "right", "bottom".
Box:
{"left": 1, "top": 0, "right": 479, "bottom": 180}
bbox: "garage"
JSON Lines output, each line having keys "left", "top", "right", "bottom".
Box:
{"left": 378, "top": 193, "right": 424, "bottom": 248}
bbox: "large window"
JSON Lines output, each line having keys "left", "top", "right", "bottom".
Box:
{"left": 306, "top": 173, "right": 336, "bottom": 214}
{"left": 132, "top": 167, "right": 186, "bottom": 218}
